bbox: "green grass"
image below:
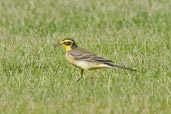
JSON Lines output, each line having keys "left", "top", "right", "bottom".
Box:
{"left": 0, "top": 0, "right": 171, "bottom": 114}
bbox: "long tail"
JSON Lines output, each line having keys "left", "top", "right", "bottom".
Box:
{"left": 105, "top": 63, "right": 136, "bottom": 71}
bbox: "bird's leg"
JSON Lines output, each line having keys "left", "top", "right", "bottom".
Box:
{"left": 77, "top": 69, "right": 84, "bottom": 82}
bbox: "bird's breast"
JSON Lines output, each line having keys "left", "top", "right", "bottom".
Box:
{"left": 66, "top": 52, "right": 75, "bottom": 64}
{"left": 65, "top": 52, "right": 109, "bottom": 70}
{"left": 65, "top": 53, "right": 90, "bottom": 69}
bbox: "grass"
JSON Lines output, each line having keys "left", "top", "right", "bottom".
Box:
{"left": 0, "top": 0, "right": 171, "bottom": 114}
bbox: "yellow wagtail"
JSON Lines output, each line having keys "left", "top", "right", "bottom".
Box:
{"left": 59, "top": 38, "right": 136, "bottom": 81}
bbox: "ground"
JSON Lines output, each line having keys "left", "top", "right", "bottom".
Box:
{"left": 0, "top": 0, "right": 171, "bottom": 114}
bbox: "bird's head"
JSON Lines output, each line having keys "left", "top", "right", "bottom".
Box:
{"left": 59, "top": 38, "right": 78, "bottom": 51}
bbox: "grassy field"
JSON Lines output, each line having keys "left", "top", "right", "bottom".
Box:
{"left": 0, "top": 0, "right": 171, "bottom": 114}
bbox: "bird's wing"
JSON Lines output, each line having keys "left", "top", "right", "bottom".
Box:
{"left": 69, "top": 48, "right": 136, "bottom": 71}
{"left": 69, "top": 48, "right": 113, "bottom": 63}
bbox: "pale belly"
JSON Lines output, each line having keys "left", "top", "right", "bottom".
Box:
{"left": 74, "top": 61, "right": 94, "bottom": 70}
{"left": 66, "top": 53, "right": 109, "bottom": 70}
{"left": 66, "top": 56, "right": 92, "bottom": 69}
{"left": 67, "top": 58, "right": 108, "bottom": 70}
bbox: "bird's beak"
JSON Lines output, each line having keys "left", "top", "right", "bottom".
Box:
{"left": 59, "top": 41, "right": 63, "bottom": 45}
{"left": 54, "top": 42, "right": 62, "bottom": 48}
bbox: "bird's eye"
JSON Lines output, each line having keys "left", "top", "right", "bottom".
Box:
{"left": 63, "top": 42, "right": 71, "bottom": 45}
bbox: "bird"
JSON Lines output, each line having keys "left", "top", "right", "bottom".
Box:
{"left": 59, "top": 38, "right": 136, "bottom": 81}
